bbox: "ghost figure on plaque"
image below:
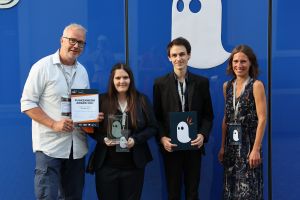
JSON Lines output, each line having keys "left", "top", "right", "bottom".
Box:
{"left": 108, "top": 114, "right": 130, "bottom": 152}
{"left": 177, "top": 121, "right": 191, "bottom": 143}
{"left": 170, "top": 111, "right": 198, "bottom": 150}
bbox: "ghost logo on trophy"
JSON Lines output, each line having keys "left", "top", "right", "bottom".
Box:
{"left": 119, "top": 136, "right": 128, "bottom": 148}
{"left": 111, "top": 121, "right": 122, "bottom": 138}
{"left": 172, "top": 0, "right": 230, "bottom": 68}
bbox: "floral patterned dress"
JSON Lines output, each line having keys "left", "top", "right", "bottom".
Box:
{"left": 223, "top": 79, "right": 263, "bottom": 200}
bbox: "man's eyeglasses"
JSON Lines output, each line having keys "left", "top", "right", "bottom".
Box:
{"left": 63, "top": 37, "right": 86, "bottom": 48}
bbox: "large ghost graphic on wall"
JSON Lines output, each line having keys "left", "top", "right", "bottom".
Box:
{"left": 172, "top": 0, "right": 230, "bottom": 69}
{"left": 112, "top": 121, "right": 122, "bottom": 138}
{"left": 177, "top": 121, "right": 191, "bottom": 143}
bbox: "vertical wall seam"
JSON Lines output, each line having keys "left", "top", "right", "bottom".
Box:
{"left": 125, "top": 0, "right": 129, "bottom": 66}
{"left": 268, "top": 0, "right": 272, "bottom": 200}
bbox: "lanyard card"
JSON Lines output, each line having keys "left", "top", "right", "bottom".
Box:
{"left": 228, "top": 122, "right": 243, "bottom": 145}
{"left": 61, "top": 96, "right": 71, "bottom": 117}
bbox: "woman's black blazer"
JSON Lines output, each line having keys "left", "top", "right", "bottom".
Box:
{"left": 91, "top": 93, "right": 158, "bottom": 170}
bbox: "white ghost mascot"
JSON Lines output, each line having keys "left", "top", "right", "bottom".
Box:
{"left": 119, "top": 136, "right": 128, "bottom": 148}
{"left": 172, "top": 0, "right": 230, "bottom": 69}
{"left": 177, "top": 121, "right": 191, "bottom": 143}
{"left": 112, "top": 121, "right": 122, "bottom": 138}
{"left": 233, "top": 130, "right": 239, "bottom": 142}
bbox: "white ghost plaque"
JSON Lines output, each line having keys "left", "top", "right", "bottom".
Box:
{"left": 172, "top": 0, "right": 230, "bottom": 69}
{"left": 169, "top": 111, "right": 198, "bottom": 150}
{"left": 177, "top": 121, "right": 191, "bottom": 143}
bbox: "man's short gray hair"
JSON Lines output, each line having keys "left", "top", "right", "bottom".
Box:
{"left": 63, "top": 23, "right": 87, "bottom": 36}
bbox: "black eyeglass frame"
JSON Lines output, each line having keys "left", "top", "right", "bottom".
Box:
{"left": 63, "top": 36, "right": 86, "bottom": 48}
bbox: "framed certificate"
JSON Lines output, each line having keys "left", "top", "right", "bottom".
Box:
{"left": 107, "top": 114, "right": 130, "bottom": 152}
{"left": 169, "top": 111, "right": 198, "bottom": 151}
{"left": 71, "top": 89, "right": 99, "bottom": 127}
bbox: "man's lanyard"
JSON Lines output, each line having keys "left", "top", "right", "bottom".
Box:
{"left": 232, "top": 77, "right": 250, "bottom": 121}
{"left": 60, "top": 64, "right": 76, "bottom": 96}
{"left": 177, "top": 80, "right": 186, "bottom": 112}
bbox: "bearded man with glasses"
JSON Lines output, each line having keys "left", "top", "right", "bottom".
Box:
{"left": 21, "top": 23, "right": 92, "bottom": 200}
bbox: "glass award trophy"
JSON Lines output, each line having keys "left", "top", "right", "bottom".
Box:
{"left": 107, "top": 114, "right": 130, "bottom": 152}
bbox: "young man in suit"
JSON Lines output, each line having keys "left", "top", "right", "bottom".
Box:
{"left": 153, "top": 37, "right": 214, "bottom": 200}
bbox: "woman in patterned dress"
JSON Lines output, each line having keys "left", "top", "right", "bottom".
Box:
{"left": 218, "top": 45, "right": 267, "bottom": 199}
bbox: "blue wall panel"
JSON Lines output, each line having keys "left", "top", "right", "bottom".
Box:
{"left": 272, "top": 1, "right": 300, "bottom": 199}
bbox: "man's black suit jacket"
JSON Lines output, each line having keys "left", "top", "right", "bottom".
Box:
{"left": 153, "top": 72, "right": 214, "bottom": 145}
